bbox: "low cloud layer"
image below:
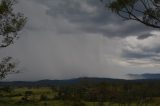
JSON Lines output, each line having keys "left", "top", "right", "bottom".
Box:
{"left": 128, "top": 73, "right": 160, "bottom": 79}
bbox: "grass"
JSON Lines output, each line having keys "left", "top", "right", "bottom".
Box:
{"left": 0, "top": 87, "right": 160, "bottom": 106}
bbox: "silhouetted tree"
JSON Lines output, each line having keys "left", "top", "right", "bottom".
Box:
{"left": 0, "top": 0, "right": 26, "bottom": 79}
{"left": 0, "top": 56, "right": 18, "bottom": 79}
{"left": 96, "top": 82, "right": 108, "bottom": 106}
{"left": 40, "top": 94, "right": 49, "bottom": 101}
{"left": 21, "top": 91, "right": 33, "bottom": 101}
{"left": 102, "top": 0, "right": 160, "bottom": 29}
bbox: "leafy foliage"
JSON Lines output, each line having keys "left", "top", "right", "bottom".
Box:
{"left": 0, "top": 0, "right": 26, "bottom": 48}
{"left": 0, "top": 0, "right": 26, "bottom": 79}
{"left": 0, "top": 56, "right": 18, "bottom": 79}
{"left": 103, "top": 0, "right": 160, "bottom": 28}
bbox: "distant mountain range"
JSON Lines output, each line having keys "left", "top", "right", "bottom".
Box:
{"left": 0, "top": 77, "right": 125, "bottom": 87}
{"left": 127, "top": 73, "right": 160, "bottom": 79}
{"left": 1, "top": 76, "right": 160, "bottom": 87}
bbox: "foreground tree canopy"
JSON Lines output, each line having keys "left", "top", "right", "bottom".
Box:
{"left": 0, "top": 0, "right": 26, "bottom": 79}
{"left": 102, "top": 0, "right": 160, "bottom": 29}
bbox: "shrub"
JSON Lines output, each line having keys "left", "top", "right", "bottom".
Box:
{"left": 40, "top": 94, "right": 48, "bottom": 101}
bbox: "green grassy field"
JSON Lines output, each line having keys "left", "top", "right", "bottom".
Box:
{"left": 0, "top": 87, "right": 160, "bottom": 106}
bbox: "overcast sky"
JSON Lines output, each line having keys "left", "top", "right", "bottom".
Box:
{"left": 2, "top": 0, "right": 160, "bottom": 81}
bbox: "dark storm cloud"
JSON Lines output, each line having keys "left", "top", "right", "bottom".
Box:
{"left": 137, "top": 33, "right": 154, "bottom": 40}
{"left": 34, "top": 0, "right": 154, "bottom": 38}
{"left": 122, "top": 49, "right": 155, "bottom": 59}
{"left": 122, "top": 44, "right": 160, "bottom": 59}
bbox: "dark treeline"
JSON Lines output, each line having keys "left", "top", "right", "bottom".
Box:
{"left": 53, "top": 78, "right": 160, "bottom": 105}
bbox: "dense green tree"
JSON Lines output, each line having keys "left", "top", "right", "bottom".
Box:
{"left": 0, "top": 0, "right": 26, "bottom": 79}
{"left": 102, "top": 0, "right": 160, "bottom": 29}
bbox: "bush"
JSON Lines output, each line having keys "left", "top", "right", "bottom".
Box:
{"left": 71, "top": 102, "right": 86, "bottom": 106}
{"left": 40, "top": 94, "right": 48, "bottom": 101}
{"left": 25, "top": 91, "right": 33, "bottom": 96}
